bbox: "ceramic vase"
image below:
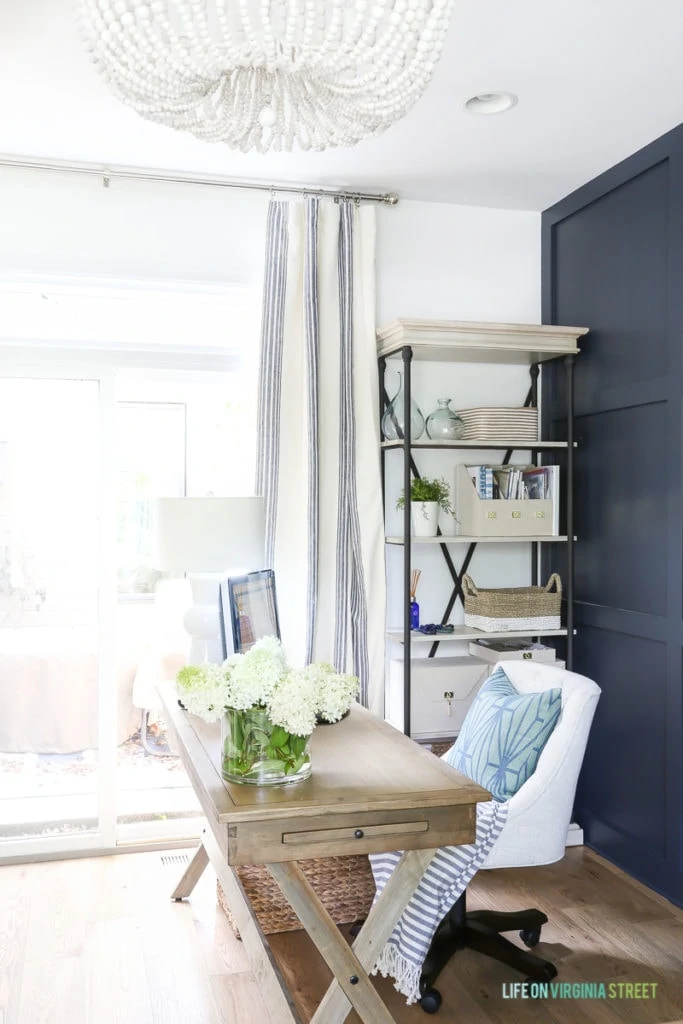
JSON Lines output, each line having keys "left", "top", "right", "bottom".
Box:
{"left": 411, "top": 501, "right": 439, "bottom": 537}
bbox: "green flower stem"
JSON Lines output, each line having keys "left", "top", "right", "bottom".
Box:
{"left": 221, "top": 707, "right": 311, "bottom": 785}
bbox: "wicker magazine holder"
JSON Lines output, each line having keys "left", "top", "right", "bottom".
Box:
{"left": 218, "top": 854, "right": 376, "bottom": 937}
{"left": 463, "top": 573, "right": 562, "bottom": 633}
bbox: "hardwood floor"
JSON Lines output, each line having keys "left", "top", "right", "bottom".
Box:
{"left": 0, "top": 846, "right": 682, "bottom": 1024}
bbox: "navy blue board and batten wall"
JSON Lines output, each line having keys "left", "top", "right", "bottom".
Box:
{"left": 542, "top": 123, "right": 683, "bottom": 907}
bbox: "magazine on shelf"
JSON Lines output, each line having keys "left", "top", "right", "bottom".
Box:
{"left": 522, "top": 467, "right": 548, "bottom": 500}
{"left": 467, "top": 464, "right": 559, "bottom": 505}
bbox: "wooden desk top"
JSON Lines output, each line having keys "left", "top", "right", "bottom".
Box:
{"left": 159, "top": 681, "right": 490, "bottom": 827}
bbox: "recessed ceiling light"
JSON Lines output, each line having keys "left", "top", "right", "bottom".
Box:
{"left": 465, "top": 92, "right": 518, "bottom": 115}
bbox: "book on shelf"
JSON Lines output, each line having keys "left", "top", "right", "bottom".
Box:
{"left": 469, "top": 639, "right": 560, "bottom": 664}
{"left": 468, "top": 464, "right": 557, "bottom": 501}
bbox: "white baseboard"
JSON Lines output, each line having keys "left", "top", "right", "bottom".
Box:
{"left": 566, "top": 821, "right": 584, "bottom": 847}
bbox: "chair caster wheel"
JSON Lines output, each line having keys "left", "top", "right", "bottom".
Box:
{"left": 520, "top": 928, "right": 541, "bottom": 947}
{"left": 525, "top": 962, "right": 557, "bottom": 985}
{"left": 419, "top": 987, "right": 442, "bottom": 1014}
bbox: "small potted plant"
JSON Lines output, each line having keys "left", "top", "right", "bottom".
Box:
{"left": 396, "top": 477, "right": 456, "bottom": 538}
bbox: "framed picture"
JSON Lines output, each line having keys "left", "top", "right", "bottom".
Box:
{"left": 219, "top": 569, "right": 280, "bottom": 657}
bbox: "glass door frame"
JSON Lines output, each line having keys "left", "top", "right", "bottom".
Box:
{"left": 0, "top": 345, "right": 236, "bottom": 862}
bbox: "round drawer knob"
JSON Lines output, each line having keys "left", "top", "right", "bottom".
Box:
{"left": 354, "top": 829, "right": 364, "bottom": 839}
{"left": 349, "top": 975, "right": 359, "bottom": 985}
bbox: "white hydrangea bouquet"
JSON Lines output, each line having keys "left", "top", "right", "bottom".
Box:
{"left": 176, "top": 637, "right": 359, "bottom": 786}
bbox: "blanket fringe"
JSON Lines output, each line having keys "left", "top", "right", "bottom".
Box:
{"left": 372, "top": 943, "right": 423, "bottom": 1005}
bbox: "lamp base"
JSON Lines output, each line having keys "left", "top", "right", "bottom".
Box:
{"left": 183, "top": 575, "right": 224, "bottom": 665}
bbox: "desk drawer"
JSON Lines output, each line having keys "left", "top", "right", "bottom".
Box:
{"left": 282, "top": 820, "right": 429, "bottom": 845}
{"left": 226, "top": 804, "right": 476, "bottom": 865}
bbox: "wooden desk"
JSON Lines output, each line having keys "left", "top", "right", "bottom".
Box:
{"left": 159, "top": 682, "right": 490, "bottom": 1024}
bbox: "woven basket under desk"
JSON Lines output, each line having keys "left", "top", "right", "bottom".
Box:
{"left": 217, "top": 854, "right": 376, "bottom": 937}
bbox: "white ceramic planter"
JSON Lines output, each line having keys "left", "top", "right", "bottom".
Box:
{"left": 411, "top": 501, "right": 439, "bottom": 537}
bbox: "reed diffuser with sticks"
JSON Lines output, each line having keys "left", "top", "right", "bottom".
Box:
{"left": 410, "top": 569, "right": 421, "bottom": 630}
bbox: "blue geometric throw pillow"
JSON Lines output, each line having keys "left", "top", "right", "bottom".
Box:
{"left": 443, "top": 666, "right": 562, "bottom": 802}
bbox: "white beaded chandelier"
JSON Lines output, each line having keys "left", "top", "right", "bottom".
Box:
{"left": 79, "top": 0, "right": 454, "bottom": 153}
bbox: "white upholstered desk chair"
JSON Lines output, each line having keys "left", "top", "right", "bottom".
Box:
{"left": 419, "top": 661, "right": 601, "bottom": 1014}
{"left": 481, "top": 660, "right": 601, "bottom": 870}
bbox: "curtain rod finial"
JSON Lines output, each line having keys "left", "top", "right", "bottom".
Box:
{"left": 383, "top": 192, "right": 399, "bottom": 206}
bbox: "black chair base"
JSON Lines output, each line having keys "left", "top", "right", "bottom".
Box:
{"left": 419, "top": 892, "right": 557, "bottom": 1015}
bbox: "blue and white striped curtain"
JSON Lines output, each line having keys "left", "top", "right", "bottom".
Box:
{"left": 256, "top": 198, "right": 385, "bottom": 713}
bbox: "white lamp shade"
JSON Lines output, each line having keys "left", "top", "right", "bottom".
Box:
{"left": 156, "top": 496, "right": 265, "bottom": 574}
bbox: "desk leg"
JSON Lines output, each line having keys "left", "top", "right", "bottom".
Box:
{"left": 269, "top": 849, "right": 436, "bottom": 1024}
{"left": 202, "top": 827, "right": 302, "bottom": 1024}
{"left": 313, "top": 848, "right": 436, "bottom": 1024}
{"left": 171, "top": 841, "right": 209, "bottom": 900}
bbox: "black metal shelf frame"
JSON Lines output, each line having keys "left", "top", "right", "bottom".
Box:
{"left": 379, "top": 348, "right": 576, "bottom": 737}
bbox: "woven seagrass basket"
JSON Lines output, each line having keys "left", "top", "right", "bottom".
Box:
{"left": 218, "top": 854, "right": 376, "bottom": 937}
{"left": 429, "top": 740, "right": 455, "bottom": 759}
{"left": 463, "top": 573, "right": 562, "bottom": 633}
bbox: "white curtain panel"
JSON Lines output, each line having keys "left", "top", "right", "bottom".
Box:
{"left": 256, "top": 198, "right": 385, "bottom": 714}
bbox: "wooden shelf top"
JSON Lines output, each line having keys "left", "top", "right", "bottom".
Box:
{"left": 386, "top": 626, "right": 568, "bottom": 644}
{"left": 376, "top": 319, "right": 588, "bottom": 364}
{"left": 385, "top": 535, "right": 569, "bottom": 544}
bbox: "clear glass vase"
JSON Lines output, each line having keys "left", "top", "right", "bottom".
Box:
{"left": 425, "top": 398, "right": 465, "bottom": 440}
{"left": 381, "top": 371, "right": 425, "bottom": 440}
{"left": 220, "top": 707, "right": 312, "bottom": 786}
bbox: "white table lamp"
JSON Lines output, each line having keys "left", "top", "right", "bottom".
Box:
{"left": 156, "top": 496, "right": 265, "bottom": 664}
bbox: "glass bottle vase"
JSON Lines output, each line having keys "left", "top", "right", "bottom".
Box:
{"left": 425, "top": 398, "right": 465, "bottom": 440}
{"left": 381, "top": 371, "right": 425, "bottom": 441}
{"left": 220, "top": 706, "right": 312, "bottom": 786}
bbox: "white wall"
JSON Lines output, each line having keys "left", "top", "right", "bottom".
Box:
{"left": 0, "top": 164, "right": 268, "bottom": 286}
{"left": 0, "top": 164, "right": 267, "bottom": 354}
{"left": 377, "top": 198, "right": 541, "bottom": 325}
{"left": 375, "top": 199, "right": 543, "bottom": 666}
{"left": 0, "top": 168, "right": 539, "bottom": 320}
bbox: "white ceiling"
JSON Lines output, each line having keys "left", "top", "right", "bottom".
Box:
{"left": 2, "top": 0, "right": 683, "bottom": 210}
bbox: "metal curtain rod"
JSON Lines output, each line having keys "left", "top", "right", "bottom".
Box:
{"left": 0, "top": 155, "right": 400, "bottom": 206}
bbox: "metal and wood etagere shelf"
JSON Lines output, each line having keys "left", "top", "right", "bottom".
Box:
{"left": 377, "top": 319, "right": 589, "bottom": 737}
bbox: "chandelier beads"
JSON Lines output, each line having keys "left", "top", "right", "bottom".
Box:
{"left": 79, "top": 0, "right": 454, "bottom": 152}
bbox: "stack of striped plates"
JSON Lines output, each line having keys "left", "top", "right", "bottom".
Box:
{"left": 458, "top": 407, "right": 538, "bottom": 442}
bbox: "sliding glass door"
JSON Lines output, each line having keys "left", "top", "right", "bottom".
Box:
{"left": 0, "top": 376, "right": 104, "bottom": 852}
{"left": 0, "top": 353, "right": 257, "bottom": 859}
{"left": 113, "top": 393, "right": 198, "bottom": 843}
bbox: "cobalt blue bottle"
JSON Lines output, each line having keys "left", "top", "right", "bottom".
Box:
{"left": 410, "top": 569, "right": 421, "bottom": 631}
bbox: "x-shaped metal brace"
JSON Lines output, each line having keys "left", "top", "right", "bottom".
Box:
{"left": 380, "top": 371, "right": 539, "bottom": 658}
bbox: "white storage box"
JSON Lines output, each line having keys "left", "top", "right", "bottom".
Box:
{"left": 387, "top": 656, "right": 488, "bottom": 740}
{"left": 454, "top": 464, "right": 554, "bottom": 537}
{"left": 469, "top": 640, "right": 563, "bottom": 666}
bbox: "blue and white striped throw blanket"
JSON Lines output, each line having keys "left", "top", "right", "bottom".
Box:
{"left": 369, "top": 799, "right": 509, "bottom": 1004}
